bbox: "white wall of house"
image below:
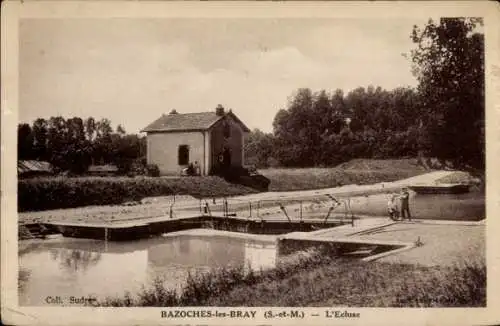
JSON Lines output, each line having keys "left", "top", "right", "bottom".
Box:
{"left": 147, "top": 131, "right": 207, "bottom": 176}
{"left": 204, "top": 131, "right": 211, "bottom": 175}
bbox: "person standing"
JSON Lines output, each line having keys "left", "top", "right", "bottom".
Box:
{"left": 387, "top": 194, "right": 399, "bottom": 221}
{"left": 193, "top": 161, "right": 201, "bottom": 176}
{"left": 400, "top": 187, "right": 412, "bottom": 221}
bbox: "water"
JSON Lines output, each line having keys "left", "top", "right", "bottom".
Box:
{"left": 278, "top": 192, "right": 484, "bottom": 221}
{"left": 346, "top": 192, "right": 485, "bottom": 220}
{"left": 18, "top": 192, "right": 484, "bottom": 306}
{"left": 19, "top": 232, "right": 277, "bottom": 306}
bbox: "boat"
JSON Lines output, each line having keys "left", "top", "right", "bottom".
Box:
{"left": 408, "top": 183, "right": 470, "bottom": 194}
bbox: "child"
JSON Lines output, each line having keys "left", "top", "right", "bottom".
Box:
{"left": 387, "top": 194, "right": 399, "bottom": 221}
{"left": 400, "top": 187, "right": 411, "bottom": 221}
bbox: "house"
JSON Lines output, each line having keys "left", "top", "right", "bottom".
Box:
{"left": 18, "top": 160, "right": 53, "bottom": 178}
{"left": 141, "top": 105, "right": 250, "bottom": 176}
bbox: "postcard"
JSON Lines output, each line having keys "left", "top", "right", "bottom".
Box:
{"left": 2, "top": 1, "right": 500, "bottom": 325}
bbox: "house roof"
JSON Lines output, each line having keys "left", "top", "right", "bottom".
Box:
{"left": 18, "top": 160, "right": 53, "bottom": 174}
{"left": 141, "top": 111, "right": 250, "bottom": 133}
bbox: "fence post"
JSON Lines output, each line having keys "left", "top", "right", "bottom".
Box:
{"left": 249, "top": 202, "right": 252, "bottom": 219}
{"left": 104, "top": 227, "right": 108, "bottom": 252}
{"left": 348, "top": 198, "right": 354, "bottom": 227}
{"left": 224, "top": 198, "right": 228, "bottom": 218}
{"left": 300, "top": 201, "right": 303, "bottom": 222}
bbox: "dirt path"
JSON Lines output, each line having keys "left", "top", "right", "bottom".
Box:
{"left": 392, "top": 170, "right": 457, "bottom": 186}
{"left": 231, "top": 170, "right": 458, "bottom": 202}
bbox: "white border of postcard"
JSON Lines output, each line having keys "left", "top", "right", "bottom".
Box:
{"left": 2, "top": 1, "right": 500, "bottom": 325}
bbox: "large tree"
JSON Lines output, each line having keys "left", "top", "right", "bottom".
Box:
{"left": 32, "top": 118, "right": 48, "bottom": 161}
{"left": 410, "top": 18, "right": 484, "bottom": 170}
{"left": 18, "top": 123, "right": 34, "bottom": 160}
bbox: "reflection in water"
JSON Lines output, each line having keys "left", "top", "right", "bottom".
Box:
{"left": 49, "top": 249, "right": 102, "bottom": 273}
{"left": 19, "top": 233, "right": 276, "bottom": 306}
{"left": 18, "top": 267, "right": 31, "bottom": 293}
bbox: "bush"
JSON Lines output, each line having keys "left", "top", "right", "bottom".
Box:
{"left": 98, "top": 248, "right": 333, "bottom": 307}
{"left": 17, "top": 176, "right": 258, "bottom": 212}
{"left": 98, "top": 251, "right": 485, "bottom": 307}
{"left": 146, "top": 164, "right": 160, "bottom": 177}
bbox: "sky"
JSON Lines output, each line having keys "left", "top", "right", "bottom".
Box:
{"left": 19, "top": 18, "right": 423, "bottom": 134}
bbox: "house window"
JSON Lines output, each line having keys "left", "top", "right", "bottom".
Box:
{"left": 178, "top": 145, "right": 189, "bottom": 165}
{"left": 223, "top": 121, "right": 231, "bottom": 139}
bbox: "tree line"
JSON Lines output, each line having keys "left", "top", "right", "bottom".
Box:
{"left": 18, "top": 18, "right": 484, "bottom": 175}
{"left": 245, "top": 18, "right": 484, "bottom": 171}
{"left": 245, "top": 86, "right": 422, "bottom": 168}
{"left": 18, "top": 117, "right": 146, "bottom": 174}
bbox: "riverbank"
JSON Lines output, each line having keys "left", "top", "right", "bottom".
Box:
{"left": 92, "top": 218, "right": 484, "bottom": 307}
{"left": 18, "top": 158, "right": 432, "bottom": 212}
{"left": 19, "top": 211, "right": 485, "bottom": 307}
{"left": 99, "top": 247, "right": 485, "bottom": 307}
{"left": 18, "top": 169, "right": 483, "bottom": 227}
{"left": 260, "top": 158, "right": 429, "bottom": 191}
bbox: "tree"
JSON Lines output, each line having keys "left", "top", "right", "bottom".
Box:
{"left": 116, "top": 124, "right": 126, "bottom": 135}
{"left": 32, "top": 118, "right": 48, "bottom": 161}
{"left": 47, "top": 116, "right": 69, "bottom": 170}
{"left": 93, "top": 118, "right": 114, "bottom": 164}
{"left": 112, "top": 134, "right": 143, "bottom": 173}
{"left": 18, "top": 124, "right": 34, "bottom": 160}
{"left": 65, "top": 117, "right": 92, "bottom": 173}
{"left": 84, "top": 117, "right": 97, "bottom": 142}
{"left": 410, "top": 18, "right": 484, "bottom": 169}
{"left": 244, "top": 129, "right": 275, "bottom": 168}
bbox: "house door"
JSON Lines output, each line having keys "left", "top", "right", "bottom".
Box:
{"left": 222, "top": 147, "right": 231, "bottom": 169}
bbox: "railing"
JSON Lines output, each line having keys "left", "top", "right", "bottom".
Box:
{"left": 195, "top": 194, "right": 356, "bottom": 226}
{"left": 95, "top": 193, "right": 356, "bottom": 229}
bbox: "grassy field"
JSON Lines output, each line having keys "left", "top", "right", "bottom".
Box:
{"left": 99, "top": 248, "right": 485, "bottom": 307}
{"left": 260, "top": 158, "right": 428, "bottom": 191}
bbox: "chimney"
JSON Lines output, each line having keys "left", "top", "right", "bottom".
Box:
{"left": 169, "top": 109, "right": 178, "bottom": 115}
{"left": 215, "top": 104, "right": 225, "bottom": 116}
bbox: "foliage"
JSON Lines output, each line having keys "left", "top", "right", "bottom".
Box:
{"left": 19, "top": 19, "right": 484, "bottom": 175}
{"left": 244, "top": 129, "right": 275, "bottom": 168}
{"left": 146, "top": 164, "right": 160, "bottom": 177}
{"left": 99, "top": 252, "right": 485, "bottom": 307}
{"left": 393, "top": 261, "right": 486, "bottom": 307}
{"left": 245, "top": 86, "right": 422, "bottom": 168}
{"left": 18, "top": 176, "right": 257, "bottom": 212}
{"left": 410, "top": 18, "right": 484, "bottom": 170}
{"left": 244, "top": 18, "right": 484, "bottom": 171}
{"left": 18, "top": 116, "right": 147, "bottom": 175}
{"left": 99, "top": 248, "right": 333, "bottom": 307}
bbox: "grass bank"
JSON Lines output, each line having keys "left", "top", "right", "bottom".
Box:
{"left": 260, "top": 159, "right": 428, "bottom": 191}
{"left": 99, "top": 248, "right": 485, "bottom": 307}
{"left": 19, "top": 159, "right": 430, "bottom": 212}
